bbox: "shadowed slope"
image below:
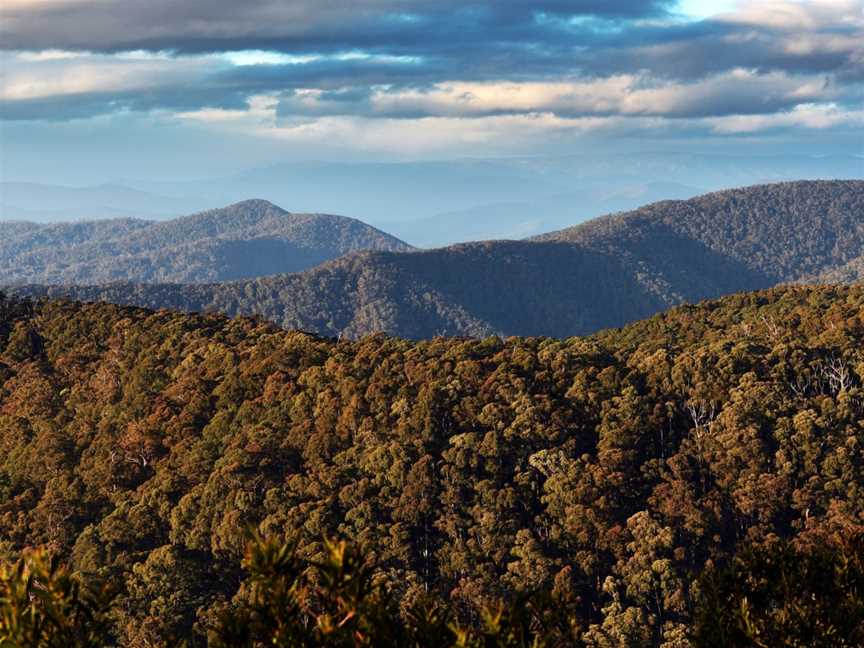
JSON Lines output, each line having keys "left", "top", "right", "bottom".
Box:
{"left": 536, "top": 180, "right": 864, "bottom": 284}
{"left": 10, "top": 181, "right": 864, "bottom": 339}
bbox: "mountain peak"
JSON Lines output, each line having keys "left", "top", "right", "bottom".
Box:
{"left": 0, "top": 199, "right": 412, "bottom": 284}
{"left": 13, "top": 179, "right": 862, "bottom": 340}
{"left": 221, "top": 198, "right": 285, "bottom": 212}
{"left": 185, "top": 199, "right": 288, "bottom": 224}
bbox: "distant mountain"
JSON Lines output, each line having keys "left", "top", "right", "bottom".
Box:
{"left": 168, "top": 152, "right": 862, "bottom": 226}
{"left": 12, "top": 241, "right": 670, "bottom": 338}
{"left": 386, "top": 181, "right": 700, "bottom": 247}
{"left": 13, "top": 181, "right": 864, "bottom": 339}
{"left": 8, "top": 152, "right": 860, "bottom": 246}
{"left": 0, "top": 181, "right": 212, "bottom": 221}
{"left": 0, "top": 199, "right": 413, "bottom": 284}
{"left": 534, "top": 180, "right": 864, "bottom": 303}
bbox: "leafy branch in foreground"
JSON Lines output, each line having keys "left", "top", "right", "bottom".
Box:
{"left": 693, "top": 529, "right": 864, "bottom": 648}
{"left": 0, "top": 550, "right": 112, "bottom": 648}
{"left": 3, "top": 531, "right": 864, "bottom": 646}
{"left": 210, "top": 533, "right": 581, "bottom": 648}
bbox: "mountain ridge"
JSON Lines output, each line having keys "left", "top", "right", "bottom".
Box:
{"left": 9, "top": 180, "right": 864, "bottom": 339}
{"left": 0, "top": 199, "right": 413, "bottom": 285}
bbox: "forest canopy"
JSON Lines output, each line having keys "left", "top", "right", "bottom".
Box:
{"left": 1, "top": 285, "right": 863, "bottom": 645}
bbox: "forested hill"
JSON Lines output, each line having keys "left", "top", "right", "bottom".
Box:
{"left": 12, "top": 241, "right": 685, "bottom": 338}
{"left": 1, "top": 285, "right": 864, "bottom": 645}
{"left": 535, "top": 180, "right": 864, "bottom": 289}
{"left": 14, "top": 180, "right": 864, "bottom": 339}
{"left": 0, "top": 199, "right": 413, "bottom": 284}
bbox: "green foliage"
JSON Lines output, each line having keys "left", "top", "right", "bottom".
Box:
{"left": 693, "top": 530, "right": 864, "bottom": 647}
{"left": 1, "top": 284, "right": 864, "bottom": 644}
{"left": 212, "top": 535, "right": 396, "bottom": 647}
{"left": 0, "top": 550, "right": 111, "bottom": 647}
{"left": 213, "top": 533, "right": 580, "bottom": 648}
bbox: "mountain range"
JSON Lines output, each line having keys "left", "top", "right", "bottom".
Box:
{"left": 4, "top": 152, "right": 861, "bottom": 245}
{"left": 10, "top": 179, "right": 864, "bottom": 339}
{"left": 0, "top": 181, "right": 210, "bottom": 221}
{"left": 0, "top": 199, "right": 412, "bottom": 284}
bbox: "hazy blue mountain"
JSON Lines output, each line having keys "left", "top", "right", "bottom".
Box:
{"left": 14, "top": 181, "right": 864, "bottom": 340}
{"left": 117, "top": 152, "right": 864, "bottom": 246}
{"left": 387, "top": 181, "right": 700, "bottom": 247}
{"left": 0, "top": 199, "right": 412, "bottom": 285}
{"left": 6, "top": 153, "right": 859, "bottom": 246}
{"left": 0, "top": 181, "right": 213, "bottom": 221}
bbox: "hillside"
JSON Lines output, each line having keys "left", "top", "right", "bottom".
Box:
{"left": 535, "top": 180, "right": 864, "bottom": 301}
{"left": 810, "top": 254, "right": 864, "bottom": 284}
{"left": 1, "top": 285, "right": 863, "bottom": 645}
{"left": 0, "top": 199, "right": 413, "bottom": 284}
{"left": 13, "top": 181, "right": 864, "bottom": 339}
{"left": 13, "top": 241, "right": 671, "bottom": 338}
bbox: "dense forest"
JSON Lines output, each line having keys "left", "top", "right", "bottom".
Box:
{"left": 1, "top": 284, "right": 864, "bottom": 645}
{"left": 13, "top": 241, "right": 673, "bottom": 339}
{"left": 13, "top": 180, "right": 864, "bottom": 339}
{"left": 537, "top": 180, "right": 864, "bottom": 283}
{"left": 812, "top": 255, "right": 864, "bottom": 285}
{"left": 0, "top": 199, "right": 412, "bottom": 285}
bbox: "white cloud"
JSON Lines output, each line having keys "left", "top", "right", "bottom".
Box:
{"left": 13, "top": 49, "right": 81, "bottom": 61}
{"left": 175, "top": 94, "right": 278, "bottom": 123}
{"left": 261, "top": 113, "right": 634, "bottom": 155}
{"left": 707, "top": 102, "right": 864, "bottom": 132}
{"left": 221, "top": 51, "right": 319, "bottom": 66}
{"left": 716, "top": 0, "right": 864, "bottom": 30}
{"left": 172, "top": 95, "right": 636, "bottom": 155}
{"left": 278, "top": 70, "right": 837, "bottom": 119}
{"left": 1, "top": 51, "right": 217, "bottom": 101}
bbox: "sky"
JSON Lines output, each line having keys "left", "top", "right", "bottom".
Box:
{"left": 0, "top": 0, "right": 863, "bottom": 185}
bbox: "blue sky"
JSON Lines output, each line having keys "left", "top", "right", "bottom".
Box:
{"left": 0, "top": 0, "right": 862, "bottom": 185}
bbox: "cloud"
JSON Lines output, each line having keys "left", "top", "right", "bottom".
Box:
{"left": 714, "top": 0, "right": 862, "bottom": 30}
{"left": 0, "top": 0, "right": 861, "bottom": 152}
{"left": 4, "top": 1, "right": 859, "bottom": 87}
{"left": 0, "top": 51, "right": 251, "bottom": 120}
{"left": 178, "top": 103, "right": 641, "bottom": 156}
{"left": 270, "top": 69, "right": 837, "bottom": 120}
{"left": 706, "top": 102, "right": 864, "bottom": 133}
{"left": 0, "top": 1, "right": 673, "bottom": 53}
{"left": 586, "top": 0, "right": 863, "bottom": 80}
{"left": 1, "top": 52, "right": 205, "bottom": 102}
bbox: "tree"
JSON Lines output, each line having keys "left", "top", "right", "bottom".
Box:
{"left": 693, "top": 530, "right": 864, "bottom": 648}
{"left": 0, "top": 549, "right": 112, "bottom": 647}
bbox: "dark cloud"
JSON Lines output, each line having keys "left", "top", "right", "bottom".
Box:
{"left": 0, "top": 80, "right": 252, "bottom": 121}
{"left": 0, "top": 0, "right": 673, "bottom": 53}
{"left": 584, "top": 19, "right": 863, "bottom": 80}
{"left": 1, "top": 0, "right": 861, "bottom": 124}
{"left": 3, "top": 0, "right": 858, "bottom": 88}
{"left": 214, "top": 58, "right": 453, "bottom": 92}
